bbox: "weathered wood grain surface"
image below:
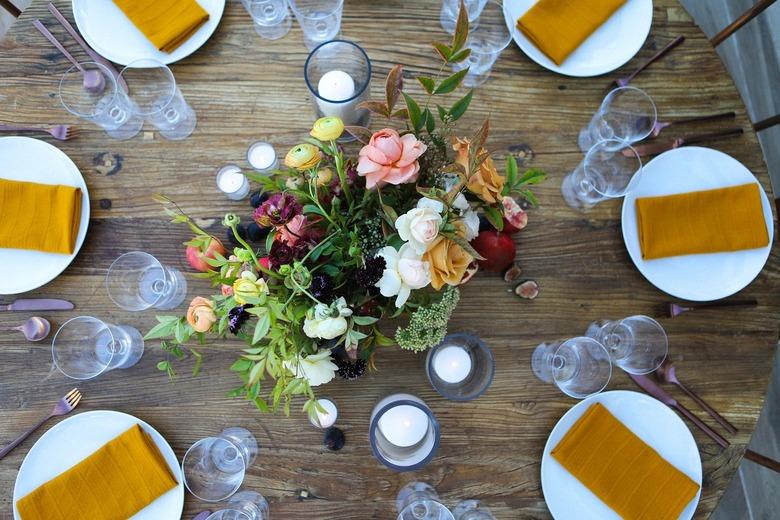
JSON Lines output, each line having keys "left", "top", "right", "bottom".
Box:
{"left": 0, "top": 1, "right": 778, "bottom": 519}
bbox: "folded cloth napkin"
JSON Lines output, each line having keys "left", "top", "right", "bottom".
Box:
{"left": 16, "top": 424, "right": 178, "bottom": 520}
{"left": 112, "top": 0, "right": 210, "bottom": 53}
{"left": 551, "top": 403, "right": 700, "bottom": 520}
{"left": 517, "top": 0, "right": 627, "bottom": 65}
{"left": 636, "top": 182, "right": 769, "bottom": 260}
{"left": 0, "top": 178, "right": 82, "bottom": 255}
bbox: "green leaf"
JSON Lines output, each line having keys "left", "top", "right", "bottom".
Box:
{"left": 144, "top": 316, "right": 180, "bottom": 340}
{"left": 230, "top": 358, "right": 253, "bottom": 372}
{"left": 390, "top": 108, "right": 409, "bottom": 120}
{"left": 434, "top": 68, "right": 469, "bottom": 95}
{"left": 352, "top": 315, "right": 379, "bottom": 326}
{"left": 432, "top": 42, "right": 452, "bottom": 62}
{"left": 437, "top": 105, "right": 448, "bottom": 122}
{"left": 247, "top": 361, "right": 265, "bottom": 387}
{"left": 156, "top": 360, "right": 169, "bottom": 371}
{"left": 484, "top": 205, "right": 504, "bottom": 232}
{"left": 382, "top": 203, "right": 399, "bottom": 226}
{"left": 385, "top": 64, "right": 404, "bottom": 112}
{"left": 448, "top": 90, "right": 473, "bottom": 121}
{"left": 403, "top": 92, "right": 422, "bottom": 132}
{"left": 252, "top": 311, "right": 271, "bottom": 344}
{"left": 253, "top": 397, "right": 270, "bottom": 413}
{"left": 452, "top": 0, "right": 470, "bottom": 53}
{"left": 449, "top": 48, "right": 472, "bottom": 64}
{"left": 357, "top": 100, "right": 390, "bottom": 117}
{"left": 517, "top": 167, "right": 547, "bottom": 186}
{"left": 506, "top": 155, "right": 518, "bottom": 190}
{"left": 302, "top": 204, "right": 327, "bottom": 218}
{"left": 423, "top": 108, "right": 435, "bottom": 133}
{"left": 417, "top": 76, "right": 436, "bottom": 95}
{"left": 519, "top": 188, "right": 539, "bottom": 206}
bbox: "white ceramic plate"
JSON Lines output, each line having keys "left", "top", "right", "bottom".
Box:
{"left": 622, "top": 146, "right": 773, "bottom": 301}
{"left": 503, "top": 0, "right": 653, "bottom": 77}
{"left": 541, "top": 390, "right": 702, "bottom": 520}
{"left": 13, "top": 410, "right": 184, "bottom": 520}
{"left": 72, "top": 0, "right": 226, "bottom": 65}
{"left": 0, "top": 137, "right": 89, "bottom": 295}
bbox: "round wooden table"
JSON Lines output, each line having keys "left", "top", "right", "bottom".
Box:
{"left": 0, "top": 1, "right": 777, "bottom": 518}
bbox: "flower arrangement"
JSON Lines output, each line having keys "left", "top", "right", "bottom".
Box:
{"left": 146, "top": 6, "right": 545, "bottom": 420}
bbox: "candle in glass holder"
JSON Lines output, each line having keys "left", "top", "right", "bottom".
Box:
{"left": 317, "top": 70, "right": 356, "bottom": 123}
{"left": 216, "top": 165, "right": 250, "bottom": 200}
{"left": 378, "top": 404, "right": 429, "bottom": 447}
{"left": 309, "top": 398, "right": 338, "bottom": 429}
{"left": 432, "top": 345, "right": 472, "bottom": 384}
{"left": 247, "top": 141, "right": 278, "bottom": 172}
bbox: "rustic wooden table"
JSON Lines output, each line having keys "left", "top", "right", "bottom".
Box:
{"left": 0, "top": 1, "right": 778, "bottom": 519}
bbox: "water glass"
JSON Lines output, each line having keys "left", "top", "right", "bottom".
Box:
{"left": 205, "top": 491, "right": 269, "bottom": 520}
{"left": 451, "top": 0, "right": 511, "bottom": 87}
{"left": 531, "top": 337, "right": 612, "bottom": 399}
{"left": 106, "top": 251, "right": 187, "bottom": 311}
{"left": 58, "top": 61, "right": 143, "bottom": 140}
{"left": 241, "top": 0, "right": 292, "bottom": 40}
{"left": 396, "top": 482, "right": 455, "bottom": 520}
{"left": 183, "top": 427, "right": 259, "bottom": 502}
{"left": 120, "top": 59, "right": 197, "bottom": 140}
{"left": 426, "top": 333, "right": 494, "bottom": 401}
{"left": 560, "top": 139, "right": 642, "bottom": 210}
{"left": 586, "top": 315, "right": 668, "bottom": 374}
{"left": 289, "top": 0, "right": 344, "bottom": 50}
{"left": 440, "top": 0, "right": 487, "bottom": 34}
{"left": 578, "top": 86, "right": 657, "bottom": 152}
{"left": 51, "top": 316, "right": 144, "bottom": 380}
{"left": 370, "top": 394, "right": 440, "bottom": 472}
{"left": 453, "top": 500, "right": 495, "bottom": 520}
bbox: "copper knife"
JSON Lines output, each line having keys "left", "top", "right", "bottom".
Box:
{"left": 1, "top": 298, "right": 74, "bottom": 311}
{"left": 624, "top": 127, "right": 744, "bottom": 157}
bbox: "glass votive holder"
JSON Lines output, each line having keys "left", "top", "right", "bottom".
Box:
{"left": 309, "top": 397, "right": 338, "bottom": 428}
{"left": 426, "top": 333, "right": 495, "bottom": 401}
{"left": 217, "top": 165, "right": 250, "bottom": 201}
{"left": 247, "top": 141, "right": 278, "bottom": 173}
{"left": 369, "top": 393, "right": 440, "bottom": 472}
{"left": 304, "top": 39, "right": 371, "bottom": 140}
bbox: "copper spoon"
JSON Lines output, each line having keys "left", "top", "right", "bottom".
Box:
{"left": 0, "top": 316, "right": 51, "bottom": 341}
{"left": 655, "top": 359, "right": 737, "bottom": 435}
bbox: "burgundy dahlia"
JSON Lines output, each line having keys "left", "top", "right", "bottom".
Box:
{"left": 253, "top": 193, "right": 302, "bottom": 227}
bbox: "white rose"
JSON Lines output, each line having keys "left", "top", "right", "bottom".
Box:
{"left": 462, "top": 209, "right": 480, "bottom": 241}
{"left": 417, "top": 197, "right": 445, "bottom": 213}
{"left": 314, "top": 316, "right": 348, "bottom": 339}
{"left": 452, "top": 193, "right": 470, "bottom": 213}
{"left": 303, "top": 298, "right": 352, "bottom": 340}
{"left": 284, "top": 350, "right": 337, "bottom": 387}
{"left": 395, "top": 206, "right": 442, "bottom": 255}
{"left": 375, "top": 244, "right": 431, "bottom": 308}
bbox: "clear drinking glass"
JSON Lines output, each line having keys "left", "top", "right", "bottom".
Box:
{"left": 451, "top": 0, "right": 511, "bottom": 87}
{"left": 106, "top": 251, "right": 187, "bottom": 311}
{"left": 304, "top": 39, "right": 371, "bottom": 138}
{"left": 561, "top": 139, "right": 642, "bottom": 210}
{"left": 59, "top": 61, "right": 143, "bottom": 140}
{"left": 369, "top": 394, "right": 440, "bottom": 472}
{"left": 453, "top": 500, "right": 495, "bottom": 520}
{"left": 205, "top": 491, "right": 270, "bottom": 520}
{"left": 578, "top": 86, "right": 657, "bottom": 152}
{"left": 440, "top": 0, "right": 487, "bottom": 34}
{"left": 396, "top": 482, "right": 455, "bottom": 520}
{"left": 289, "top": 0, "right": 344, "bottom": 50}
{"left": 586, "top": 315, "right": 668, "bottom": 374}
{"left": 51, "top": 316, "right": 144, "bottom": 380}
{"left": 241, "top": 0, "right": 292, "bottom": 40}
{"left": 183, "top": 427, "right": 259, "bottom": 502}
{"left": 120, "top": 59, "right": 197, "bottom": 140}
{"left": 426, "top": 333, "right": 494, "bottom": 401}
{"left": 531, "top": 337, "right": 612, "bottom": 399}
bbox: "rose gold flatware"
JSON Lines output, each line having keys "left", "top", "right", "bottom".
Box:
{"left": 625, "top": 127, "right": 744, "bottom": 157}
{"left": 0, "top": 316, "right": 51, "bottom": 342}
{"left": 611, "top": 35, "right": 685, "bottom": 89}
{"left": 654, "top": 359, "right": 737, "bottom": 435}
{"left": 665, "top": 298, "right": 757, "bottom": 318}
{"left": 0, "top": 388, "right": 82, "bottom": 460}
{"left": 652, "top": 111, "right": 736, "bottom": 137}
{"left": 32, "top": 19, "right": 105, "bottom": 94}
{"left": 0, "top": 123, "right": 78, "bottom": 141}
{"left": 0, "top": 298, "right": 74, "bottom": 312}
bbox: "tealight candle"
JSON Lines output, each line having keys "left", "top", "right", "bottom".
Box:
{"left": 216, "top": 165, "right": 250, "bottom": 201}
{"left": 377, "top": 404, "right": 429, "bottom": 447}
{"left": 316, "top": 70, "right": 356, "bottom": 124}
{"left": 432, "top": 345, "right": 472, "bottom": 384}
{"left": 247, "top": 141, "right": 278, "bottom": 172}
{"left": 309, "top": 398, "right": 338, "bottom": 429}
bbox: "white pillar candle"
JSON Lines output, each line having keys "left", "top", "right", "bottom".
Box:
{"left": 310, "top": 398, "right": 338, "bottom": 429}
{"left": 216, "top": 165, "right": 250, "bottom": 200}
{"left": 247, "top": 141, "right": 278, "bottom": 171}
{"left": 316, "top": 70, "right": 356, "bottom": 124}
{"left": 432, "top": 345, "right": 473, "bottom": 384}
{"left": 378, "top": 404, "right": 429, "bottom": 447}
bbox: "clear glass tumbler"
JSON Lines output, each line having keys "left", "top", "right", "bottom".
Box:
{"left": 585, "top": 315, "right": 668, "bottom": 374}
{"left": 51, "top": 316, "right": 144, "bottom": 380}
{"left": 58, "top": 61, "right": 143, "bottom": 140}
{"left": 205, "top": 491, "right": 270, "bottom": 520}
{"left": 106, "top": 251, "right": 187, "bottom": 311}
{"left": 120, "top": 59, "right": 197, "bottom": 140}
{"left": 531, "top": 337, "right": 612, "bottom": 399}
{"left": 453, "top": 500, "right": 495, "bottom": 520}
{"left": 440, "top": 0, "right": 487, "bottom": 34}
{"left": 451, "top": 0, "right": 511, "bottom": 87}
{"left": 426, "top": 333, "right": 494, "bottom": 401}
{"left": 578, "top": 86, "right": 657, "bottom": 152}
{"left": 396, "top": 482, "right": 455, "bottom": 520}
{"left": 369, "top": 394, "right": 440, "bottom": 472}
{"left": 182, "top": 427, "right": 259, "bottom": 502}
{"left": 289, "top": 0, "right": 344, "bottom": 50}
{"left": 241, "top": 0, "right": 292, "bottom": 40}
{"left": 560, "top": 139, "right": 642, "bottom": 210}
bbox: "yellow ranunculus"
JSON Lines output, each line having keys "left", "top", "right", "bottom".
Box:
{"left": 232, "top": 271, "right": 269, "bottom": 305}
{"left": 423, "top": 236, "right": 474, "bottom": 290}
{"left": 284, "top": 144, "right": 321, "bottom": 170}
{"left": 310, "top": 117, "right": 345, "bottom": 141}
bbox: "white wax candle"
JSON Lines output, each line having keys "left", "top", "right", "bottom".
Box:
{"left": 316, "top": 70, "right": 356, "bottom": 124}
{"left": 432, "top": 345, "right": 473, "bottom": 384}
{"left": 216, "top": 165, "right": 249, "bottom": 200}
{"left": 378, "top": 404, "right": 429, "bottom": 447}
{"left": 310, "top": 398, "right": 338, "bottom": 429}
{"left": 247, "top": 141, "right": 277, "bottom": 171}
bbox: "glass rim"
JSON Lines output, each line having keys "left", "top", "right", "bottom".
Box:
{"left": 615, "top": 315, "right": 669, "bottom": 375}
{"left": 584, "top": 138, "right": 642, "bottom": 198}
{"left": 106, "top": 251, "right": 167, "bottom": 310}
{"left": 206, "top": 510, "right": 252, "bottom": 520}
{"left": 554, "top": 336, "right": 612, "bottom": 399}
{"left": 289, "top": 0, "right": 344, "bottom": 19}
{"left": 304, "top": 39, "right": 372, "bottom": 104}
{"left": 51, "top": 315, "right": 114, "bottom": 380}
{"left": 369, "top": 398, "right": 440, "bottom": 472}
{"left": 601, "top": 85, "right": 658, "bottom": 135}
{"left": 426, "top": 332, "right": 495, "bottom": 401}
{"left": 119, "top": 58, "right": 177, "bottom": 116}
{"left": 58, "top": 61, "right": 119, "bottom": 118}
{"left": 246, "top": 141, "right": 277, "bottom": 171}
{"left": 182, "top": 436, "right": 246, "bottom": 502}
{"left": 471, "top": 0, "right": 513, "bottom": 52}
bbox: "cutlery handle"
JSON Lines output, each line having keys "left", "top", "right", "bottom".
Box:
{"left": 676, "top": 382, "right": 738, "bottom": 435}
{"left": 673, "top": 111, "right": 736, "bottom": 126}
{"left": 32, "top": 20, "right": 83, "bottom": 71}
{"left": 674, "top": 402, "right": 730, "bottom": 448}
{"left": 623, "top": 35, "right": 685, "bottom": 84}
{"left": 697, "top": 299, "right": 758, "bottom": 309}
{"left": 0, "top": 414, "right": 52, "bottom": 460}
{"left": 0, "top": 124, "right": 45, "bottom": 133}
{"left": 685, "top": 127, "right": 744, "bottom": 145}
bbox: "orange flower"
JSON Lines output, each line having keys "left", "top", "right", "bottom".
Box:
{"left": 186, "top": 297, "right": 216, "bottom": 333}
{"left": 453, "top": 137, "right": 505, "bottom": 204}
{"left": 423, "top": 236, "right": 474, "bottom": 290}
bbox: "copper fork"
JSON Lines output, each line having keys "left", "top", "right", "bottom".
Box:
{"left": 0, "top": 388, "right": 82, "bottom": 460}
{"left": 0, "top": 124, "right": 79, "bottom": 141}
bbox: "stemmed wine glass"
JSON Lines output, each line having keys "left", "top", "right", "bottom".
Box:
{"left": 289, "top": 0, "right": 344, "bottom": 50}
{"left": 578, "top": 86, "right": 657, "bottom": 152}
{"left": 531, "top": 337, "right": 612, "bottom": 399}
{"left": 585, "top": 315, "right": 668, "bottom": 374}
{"left": 439, "top": 0, "right": 487, "bottom": 34}
{"left": 451, "top": 0, "right": 511, "bottom": 87}
{"left": 106, "top": 251, "right": 187, "bottom": 311}
{"left": 240, "top": 0, "right": 292, "bottom": 40}
{"left": 396, "top": 482, "right": 455, "bottom": 520}
{"left": 204, "top": 491, "right": 269, "bottom": 520}
{"left": 453, "top": 500, "right": 495, "bottom": 520}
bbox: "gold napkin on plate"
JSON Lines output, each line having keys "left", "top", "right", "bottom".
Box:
{"left": 15, "top": 424, "right": 178, "bottom": 520}
{"left": 0, "top": 177, "right": 82, "bottom": 255}
{"left": 517, "top": 0, "right": 627, "bottom": 65}
{"left": 635, "top": 183, "right": 769, "bottom": 260}
{"left": 551, "top": 403, "right": 700, "bottom": 520}
{"left": 112, "top": 0, "right": 210, "bottom": 54}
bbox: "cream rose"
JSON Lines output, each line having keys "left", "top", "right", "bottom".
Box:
{"left": 375, "top": 244, "right": 431, "bottom": 308}
{"left": 395, "top": 203, "right": 443, "bottom": 255}
{"left": 302, "top": 297, "right": 353, "bottom": 340}
{"left": 283, "top": 350, "right": 338, "bottom": 387}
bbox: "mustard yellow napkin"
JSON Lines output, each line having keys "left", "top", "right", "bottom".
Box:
{"left": 112, "top": 0, "right": 210, "bottom": 53}
{"left": 16, "top": 424, "right": 178, "bottom": 520}
{"left": 517, "top": 0, "right": 627, "bottom": 65}
{"left": 551, "top": 403, "right": 700, "bottom": 520}
{"left": 0, "top": 178, "right": 82, "bottom": 255}
{"left": 636, "top": 183, "right": 769, "bottom": 260}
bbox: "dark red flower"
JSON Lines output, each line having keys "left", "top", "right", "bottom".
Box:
{"left": 253, "top": 193, "right": 302, "bottom": 227}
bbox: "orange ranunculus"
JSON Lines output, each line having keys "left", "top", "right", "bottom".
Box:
{"left": 186, "top": 297, "right": 216, "bottom": 333}
{"left": 423, "top": 236, "right": 474, "bottom": 290}
{"left": 453, "top": 137, "right": 505, "bottom": 204}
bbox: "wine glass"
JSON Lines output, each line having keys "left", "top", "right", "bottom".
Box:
{"left": 241, "top": 0, "right": 292, "bottom": 40}
{"left": 106, "top": 251, "right": 187, "bottom": 311}
{"left": 451, "top": 0, "right": 512, "bottom": 87}
{"left": 289, "top": 0, "right": 344, "bottom": 50}
{"left": 396, "top": 482, "right": 455, "bottom": 520}
{"left": 585, "top": 315, "right": 668, "bottom": 374}
{"left": 531, "top": 337, "right": 612, "bottom": 399}
{"left": 205, "top": 491, "right": 269, "bottom": 520}
{"left": 439, "top": 0, "right": 487, "bottom": 34}
{"left": 578, "top": 86, "right": 657, "bottom": 152}
{"left": 453, "top": 500, "right": 495, "bottom": 520}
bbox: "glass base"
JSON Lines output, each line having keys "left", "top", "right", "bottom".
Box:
{"left": 229, "top": 490, "right": 269, "bottom": 520}
{"left": 155, "top": 267, "right": 188, "bottom": 310}
{"left": 560, "top": 172, "right": 594, "bottom": 210}
{"left": 254, "top": 15, "right": 292, "bottom": 40}
{"left": 158, "top": 106, "right": 196, "bottom": 140}
{"left": 112, "top": 325, "right": 145, "bottom": 370}
{"left": 104, "top": 115, "right": 144, "bottom": 140}
{"left": 453, "top": 499, "right": 495, "bottom": 520}
{"left": 220, "top": 427, "right": 259, "bottom": 468}
{"left": 531, "top": 342, "right": 558, "bottom": 383}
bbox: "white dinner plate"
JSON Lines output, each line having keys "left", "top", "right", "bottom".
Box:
{"left": 13, "top": 410, "right": 184, "bottom": 520}
{"left": 503, "top": 0, "right": 653, "bottom": 77}
{"left": 72, "top": 0, "right": 226, "bottom": 65}
{"left": 0, "top": 137, "right": 90, "bottom": 295}
{"left": 541, "top": 390, "right": 702, "bottom": 520}
{"left": 622, "top": 146, "right": 773, "bottom": 301}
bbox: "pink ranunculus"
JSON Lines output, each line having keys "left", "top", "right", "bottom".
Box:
{"left": 357, "top": 129, "right": 427, "bottom": 189}
{"left": 277, "top": 214, "right": 308, "bottom": 246}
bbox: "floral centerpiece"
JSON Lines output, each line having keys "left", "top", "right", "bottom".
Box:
{"left": 146, "top": 7, "right": 545, "bottom": 420}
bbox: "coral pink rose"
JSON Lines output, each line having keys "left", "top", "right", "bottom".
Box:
{"left": 357, "top": 129, "right": 427, "bottom": 189}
